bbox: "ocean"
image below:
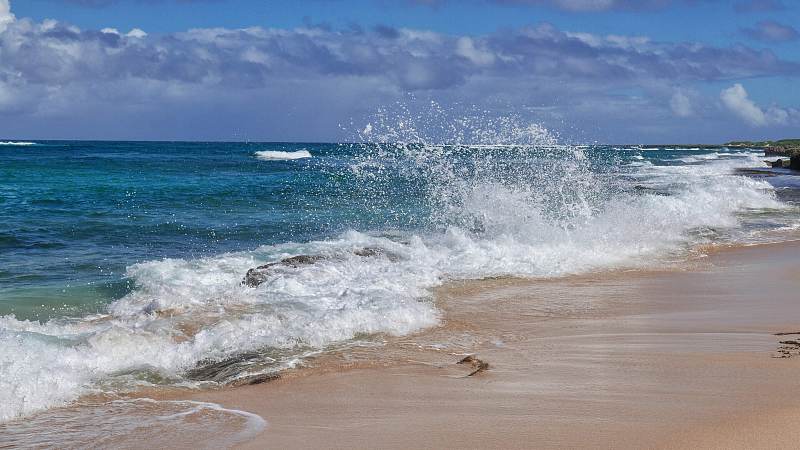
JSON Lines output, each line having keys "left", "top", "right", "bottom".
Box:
{"left": 1, "top": 132, "right": 799, "bottom": 439}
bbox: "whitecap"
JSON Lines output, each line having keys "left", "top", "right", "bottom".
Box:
{"left": 0, "top": 141, "right": 37, "bottom": 146}
{"left": 254, "top": 150, "right": 312, "bottom": 160}
{"left": 1, "top": 110, "right": 794, "bottom": 424}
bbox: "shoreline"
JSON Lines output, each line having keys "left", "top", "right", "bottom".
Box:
{"left": 172, "top": 239, "right": 800, "bottom": 449}
{"left": 2, "top": 238, "right": 799, "bottom": 448}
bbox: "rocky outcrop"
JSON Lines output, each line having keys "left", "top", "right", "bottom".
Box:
{"left": 186, "top": 352, "right": 282, "bottom": 386}
{"left": 765, "top": 147, "right": 800, "bottom": 171}
{"left": 243, "top": 255, "right": 323, "bottom": 287}
{"left": 770, "top": 159, "right": 788, "bottom": 168}
{"left": 228, "top": 372, "right": 281, "bottom": 387}
{"left": 766, "top": 147, "right": 789, "bottom": 157}
{"left": 187, "top": 351, "right": 266, "bottom": 382}
{"left": 243, "top": 247, "right": 391, "bottom": 288}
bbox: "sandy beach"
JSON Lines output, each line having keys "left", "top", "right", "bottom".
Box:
{"left": 161, "top": 240, "right": 800, "bottom": 449}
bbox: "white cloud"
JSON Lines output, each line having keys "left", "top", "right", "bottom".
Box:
{"left": 567, "top": 31, "right": 650, "bottom": 50}
{"left": 720, "top": 83, "right": 764, "bottom": 125}
{"left": 1, "top": 3, "right": 799, "bottom": 141}
{"left": 101, "top": 27, "right": 147, "bottom": 38}
{"left": 670, "top": 90, "right": 692, "bottom": 117}
{"left": 455, "top": 36, "right": 495, "bottom": 66}
{"left": 719, "top": 83, "right": 791, "bottom": 126}
{"left": 0, "top": 0, "right": 15, "bottom": 34}
{"left": 126, "top": 28, "right": 147, "bottom": 39}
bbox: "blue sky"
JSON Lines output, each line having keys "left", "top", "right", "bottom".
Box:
{"left": 1, "top": 0, "right": 798, "bottom": 142}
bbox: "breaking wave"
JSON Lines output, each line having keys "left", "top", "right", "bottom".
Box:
{"left": 0, "top": 141, "right": 37, "bottom": 146}
{"left": 0, "top": 107, "right": 793, "bottom": 424}
{"left": 254, "top": 150, "right": 312, "bottom": 160}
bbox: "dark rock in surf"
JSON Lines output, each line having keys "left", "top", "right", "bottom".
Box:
{"left": 242, "top": 267, "right": 269, "bottom": 288}
{"left": 735, "top": 168, "right": 777, "bottom": 178}
{"left": 228, "top": 372, "right": 281, "bottom": 387}
{"left": 353, "top": 246, "right": 401, "bottom": 261}
{"left": 187, "top": 352, "right": 282, "bottom": 386}
{"left": 243, "top": 248, "right": 393, "bottom": 288}
{"left": 633, "top": 185, "right": 669, "bottom": 196}
{"left": 353, "top": 247, "right": 383, "bottom": 257}
{"left": 763, "top": 146, "right": 800, "bottom": 170}
{"left": 791, "top": 154, "right": 800, "bottom": 171}
{"left": 243, "top": 254, "right": 324, "bottom": 287}
{"left": 187, "top": 351, "right": 265, "bottom": 382}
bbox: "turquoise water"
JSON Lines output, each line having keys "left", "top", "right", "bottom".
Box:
{"left": 1, "top": 138, "right": 798, "bottom": 423}
{"left": 0, "top": 142, "right": 406, "bottom": 319}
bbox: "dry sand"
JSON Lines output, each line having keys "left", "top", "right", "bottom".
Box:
{"left": 170, "top": 240, "right": 800, "bottom": 449}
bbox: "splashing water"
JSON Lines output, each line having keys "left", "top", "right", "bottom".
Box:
{"left": 0, "top": 106, "right": 795, "bottom": 425}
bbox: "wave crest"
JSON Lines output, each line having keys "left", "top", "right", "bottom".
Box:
{"left": 0, "top": 141, "right": 37, "bottom": 146}
{"left": 0, "top": 106, "right": 793, "bottom": 423}
{"left": 254, "top": 150, "right": 312, "bottom": 160}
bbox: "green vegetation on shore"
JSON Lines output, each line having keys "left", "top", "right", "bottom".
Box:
{"left": 615, "top": 139, "right": 799, "bottom": 149}
{"left": 725, "top": 139, "right": 800, "bottom": 148}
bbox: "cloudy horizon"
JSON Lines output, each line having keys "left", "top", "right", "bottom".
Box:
{"left": 0, "top": 0, "right": 798, "bottom": 143}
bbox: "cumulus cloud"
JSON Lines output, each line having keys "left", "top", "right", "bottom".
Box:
{"left": 721, "top": 84, "right": 764, "bottom": 126}
{"left": 0, "top": 0, "right": 798, "bottom": 141}
{"left": 455, "top": 37, "right": 495, "bottom": 66}
{"left": 741, "top": 20, "right": 798, "bottom": 42}
{"left": 669, "top": 90, "right": 692, "bottom": 117}
{"left": 720, "top": 83, "right": 795, "bottom": 127}
{"left": 1, "top": 16, "right": 792, "bottom": 98}
{"left": 127, "top": 28, "right": 147, "bottom": 38}
{"left": 100, "top": 26, "right": 148, "bottom": 38}
{"left": 0, "top": 0, "right": 14, "bottom": 33}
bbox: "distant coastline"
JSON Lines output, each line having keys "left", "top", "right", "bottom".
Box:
{"left": 612, "top": 139, "right": 799, "bottom": 149}
{"left": 725, "top": 138, "right": 800, "bottom": 149}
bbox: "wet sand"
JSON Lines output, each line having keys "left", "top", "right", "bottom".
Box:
{"left": 165, "top": 240, "right": 800, "bottom": 449}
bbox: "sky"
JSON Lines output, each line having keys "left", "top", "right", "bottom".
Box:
{"left": 0, "top": 0, "right": 798, "bottom": 143}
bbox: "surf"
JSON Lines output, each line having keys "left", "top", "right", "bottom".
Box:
{"left": 0, "top": 110, "right": 795, "bottom": 424}
{"left": 254, "top": 150, "right": 312, "bottom": 160}
{"left": 0, "top": 141, "right": 37, "bottom": 146}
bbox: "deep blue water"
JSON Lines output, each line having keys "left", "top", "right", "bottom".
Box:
{"left": 0, "top": 142, "right": 364, "bottom": 317}
{"left": 1, "top": 141, "right": 797, "bottom": 322}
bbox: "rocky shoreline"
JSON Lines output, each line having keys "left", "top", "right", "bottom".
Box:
{"left": 765, "top": 146, "right": 800, "bottom": 171}
{"left": 723, "top": 138, "right": 800, "bottom": 170}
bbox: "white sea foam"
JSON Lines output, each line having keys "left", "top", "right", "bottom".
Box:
{"left": 676, "top": 153, "right": 720, "bottom": 163}
{"left": 0, "top": 237, "right": 441, "bottom": 422}
{"left": 672, "top": 151, "right": 764, "bottom": 164}
{"left": 0, "top": 141, "right": 37, "bottom": 146}
{"left": 0, "top": 115, "right": 793, "bottom": 423}
{"left": 254, "top": 150, "right": 312, "bottom": 160}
